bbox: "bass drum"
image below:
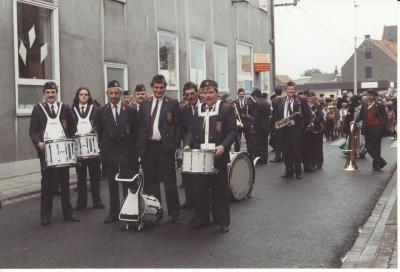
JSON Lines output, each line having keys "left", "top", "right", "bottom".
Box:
{"left": 228, "top": 152, "right": 255, "bottom": 201}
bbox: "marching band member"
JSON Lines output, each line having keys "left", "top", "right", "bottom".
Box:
{"left": 179, "top": 82, "right": 201, "bottom": 209}
{"left": 29, "top": 81, "right": 80, "bottom": 226}
{"left": 355, "top": 89, "right": 388, "bottom": 171}
{"left": 122, "top": 90, "right": 134, "bottom": 106}
{"left": 71, "top": 87, "right": 105, "bottom": 210}
{"left": 233, "top": 88, "right": 248, "bottom": 152}
{"left": 133, "top": 84, "right": 148, "bottom": 112}
{"left": 272, "top": 81, "right": 311, "bottom": 179}
{"left": 184, "top": 79, "right": 236, "bottom": 233}
{"left": 251, "top": 89, "right": 271, "bottom": 164}
{"left": 304, "top": 92, "right": 324, "bottom": 170}
{"left": 96, "top": 80, "right": 139, "bottom": 224}
{"left": 269, "top": 87, "right": 283, "bottom": 162}
{"left": 138, "top": 75, "right": 182, "bottom": 225}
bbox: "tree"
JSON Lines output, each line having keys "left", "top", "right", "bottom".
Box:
{"left": 302, "top": 68, "right": 322, "bottom": 77}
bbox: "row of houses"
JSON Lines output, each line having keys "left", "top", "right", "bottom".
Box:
{"left": 0, "top": 0, "right": 274, "bottom": 170}
{"left": 276, "top": 25, "right": 397, "bottom": 97}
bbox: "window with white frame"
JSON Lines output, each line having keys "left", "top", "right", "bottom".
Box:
{"left": 104, "top": 62, "right": 128, "bottom": 102}
{"left": 236, "top": 42, "right": 253, "bottom": 94}
{"left": 261, "top": 71, "right": 270, "bottom": 95}
{"left": 189, "top": 39, "right": 206, "bottom": 87}
{"left": 13, "top": 0, "right": 60, "bottom": 115}
{"left": 259, "top": 0, "right": 268, "bottom": 12}
{"left": 214, "top": 45, "right": 228, "bottom": 93}
{"left": 158, "top": 32, "right": 179, "bottom": 94}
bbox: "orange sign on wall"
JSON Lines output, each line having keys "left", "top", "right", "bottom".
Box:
{"left": 254, "top": 53, "right": 270, "bottom": 72}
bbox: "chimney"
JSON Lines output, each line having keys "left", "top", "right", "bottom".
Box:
{"left": 365, "top": 35, "right": 370, "bottom": 39}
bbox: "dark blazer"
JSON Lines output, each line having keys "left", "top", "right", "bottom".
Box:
{"left": 356, "top": 99, "right": 388, "bottom": 136}
{"left": 271, "top": 96, "right": 312, "bottom": 130}
{"left": 71, "top": 104, "right": 99, "bottom": 133}
{"left": 184, "top": 102, "right": 237, "bottom": 163}
{"left": 138, "top": 96, "right": 181, "bottom": 155}
{"left": 180, "top": 103, "right": 197, "bottom": 141}
{"left": 29, "top": 102, "right": 75, "bottom": 157}
{"left": 95, "top": 102, "right": 138, "bottom": 166}
{"left": 256, "top": 98, "right": 272, "bottom": 133}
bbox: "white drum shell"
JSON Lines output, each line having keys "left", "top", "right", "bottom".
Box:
{"left": 181, "top": 149, "right": 215, "bottom": 174}
{"left": 140, "top": 194, "right": 162, "bottom": 224}
{"left": 228, "top": 152, "right": 255, "bottom": 200}
{"left": 44, "top": 139, "right": 77, "bottom": 168}
{"left": 74, "top": 134, "right": 100, "bottom": 159}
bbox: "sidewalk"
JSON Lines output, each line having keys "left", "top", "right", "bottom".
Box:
{"left": 0, "top": 169, "right": 77, "bottom": 207}
{"left": 341, "top": 169, "right": 397, "bottom": 269}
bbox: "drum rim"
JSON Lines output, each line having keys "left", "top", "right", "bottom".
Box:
{"left": 45, "top": 139, "right": 75, "bottom": 143}
{"left": 74, "top": 133, "right": 98, "bottom": 138}
{"left": 182, "top": 149, "right": 214, "bottom": 153}
{"left": 228, "top": 151, "right": 255, "bottom": 200}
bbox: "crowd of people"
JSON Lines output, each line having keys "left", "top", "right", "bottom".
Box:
{"left": 28, "top": 77, "right": 395, "bottom": 233}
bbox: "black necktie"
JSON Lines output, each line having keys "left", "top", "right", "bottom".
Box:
{"left": 287, "top": 99, "right": 293, "bottom": 115}
{"left": 50, "top": 105, "right": 56, "bottom": 118}
{"left": 114, "top": 105, "right": 119, "bottom": 124}
{"left": 81, "top": 106, "right": 85, "bottom": 116}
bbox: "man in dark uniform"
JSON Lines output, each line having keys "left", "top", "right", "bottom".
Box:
{"left": 29, "top": 81, "right": 80, "bottom": 226}
{"left": 234, "top": 88, "right": 250, "bottom": 152}
{"left": 71, "top": 87, "right": 105, "bottom": 210}
{"left": 252, "top": 88, "right": 271, "bottom": 164}
{"left": 272, "top": 81, "right": 312, "bottom": 179}
{"left": 133, "top": 84, "right": 148, "bottom": 112}
{"left": 183, "top": 79, "right": 236, "bottom": 233}
{"left": 179, "top": 81, "right": 201, "bottom": 209}
{"left": 304, "top": 92, "right": 324, "bottom": 170}
{"left": 123, "top": 90, "right": 133, "bottom": 106}
{"left": 270, "top": 87, "right": 283, "bottom": 162}
{"left": 96, "top": 80, "right": 139, "bottom": 224}
{"left": 356, "top": 89, "right": 388, "bottom": 171}
{"left": 138, "top": 75, "right": 182, "bottom": 225}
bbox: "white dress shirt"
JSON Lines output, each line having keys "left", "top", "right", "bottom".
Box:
{"left": 111, "top": 100, "right": 122, "bottom": 123}
{"left": 284, "top": 97, "right": 294, "bottom": 118}
{"left": 79, "top": 103, "right": 87, "bottom": 115}
{"left": 150, "top": 96, "right": 163, "bottom": 140}
{"left": 47, "top": 102, "right": 59, "bottom": 116}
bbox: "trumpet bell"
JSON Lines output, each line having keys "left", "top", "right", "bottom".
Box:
{"left": 343, "top": 157, "right": 360, "bottom": 171}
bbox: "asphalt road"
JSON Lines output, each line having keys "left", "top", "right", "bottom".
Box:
{"left": 0, "top": 138, "right": 396, "bottom": 268}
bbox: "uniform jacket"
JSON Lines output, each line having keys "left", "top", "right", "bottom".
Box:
{"left": 356, "top": 99, "right": 388, "bottom": 136}
{"left": 29, "top": 102, "right": 75, "bottom": 158}
{"left": 271, "top": 96, "right": 312, "bottom": 131}
{"left": 255, "top": 98, "right": 272, "bottom": 133}
{"left": 95, "top": 102, "right": 139, "bottom": 166}
{"left": 138, "top": 96, "right": 181, "bottom": 155}
{"left": 184, "top": 102, "right": 237, "bottom": 163}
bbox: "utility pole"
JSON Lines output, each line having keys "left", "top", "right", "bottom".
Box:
{"left": 271, "top": 0, "right": 299, "bottom": 91}
{"left": 353, "top": 1, "right": 359, "bottom": 94}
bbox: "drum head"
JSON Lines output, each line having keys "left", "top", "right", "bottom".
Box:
{"left": 229, "top": 152, "right": 255, "bottom": 201}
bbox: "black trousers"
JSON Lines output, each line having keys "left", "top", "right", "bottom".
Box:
{"left": 254, "top": 131, "right": 269, "bottom": 163}
{"left": 75, "top": 158, "right": 103, "bottom": 207}
{"left": 40, "top": 166, "right": 73, "bottom": 220}
{"left": 281, "top": 128, "right": 302, "bottom": 176}
{"left": 365, "top": 126, "right": 386, "bottom": 169}
{"left": 104, "top": 164, "right": 131, "bottom": 217}
{"left": 142, "top": 141, "right": 180, "bottom": 216}
{"left": 270, "top": 130, "right": 282, "bottom": 159}
{"left": 181, "top": 173, "right": 195, "bottom": 207}
{"left": 191, "top": 160, "right": 230, "bottom": 226}
{"left": 304, "top": 131, "right": 324, "bottom": 168}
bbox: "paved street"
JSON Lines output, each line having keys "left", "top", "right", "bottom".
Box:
{"left": 0, "top": 139, "right": 396, "bottom": 268}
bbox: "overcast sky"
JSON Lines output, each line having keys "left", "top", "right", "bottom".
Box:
{"left": 274, "top": 0, "right": 398, "bottom": 79}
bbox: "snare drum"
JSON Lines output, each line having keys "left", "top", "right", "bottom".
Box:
{"left": 74, "top": 134, "right": 100, "bottom": 159}
{"left": 139, "top": 194, "right": 162, "bottom": 224}
{"left": 181, "top": 149, "right": 215, "bottom": 174}
{"left": 44, "top": 139, "right": 77, "bottom": 168}
{"left": 228, "top": 152, "right": 255, "bottom": 201}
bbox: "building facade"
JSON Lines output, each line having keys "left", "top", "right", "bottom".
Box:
{"left": 0, "top": 0, "right": 273, "bottom": 167}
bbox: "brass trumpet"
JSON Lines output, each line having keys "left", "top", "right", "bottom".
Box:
{"left": 343, "top": 121, "right": 360, "bottom": 171}
{"left": 233, "top": 103, "right": 244, "bottom": 129}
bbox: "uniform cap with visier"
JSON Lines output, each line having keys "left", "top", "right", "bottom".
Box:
{"left": 199, "top": 79, "right": 218, "bottom": 89}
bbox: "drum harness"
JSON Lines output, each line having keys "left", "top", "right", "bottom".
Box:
{"left": 38, "top": 102, "right": 66, "bottom": 141}
{"left": 74, "top": 105, "right": 94, "bottom": 135}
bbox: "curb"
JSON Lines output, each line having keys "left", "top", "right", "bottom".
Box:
{"left": 341, "top": 165, "right": 397, "bottom": 268}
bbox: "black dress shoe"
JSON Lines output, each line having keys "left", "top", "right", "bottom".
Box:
{"left": 41, "top": 218, "right": 51, "bottom": 226}
{"left": 64, "top": 214, "right": 81, "bottom": 222}
{"left": 93, "top": 203, "right": 106, "bottom": 209}
{"left": 281, "top": 174, "right": 293, "bottom": 178}
{"left": 378, "top": 161, "right": 387, "bottom": 170}
{"left": 104, "top": 215, "right": 118, "bottom": 224}
{"left": 295, "top": 174, "right": 302, "bottom": 180}
{"left": 171, "top": 215, "right": 182, "bottom": 225}
{"left": 220, "top": 224, "right": 229, "bottom": 233}
{"left": 188, "top": 220, "right": 210, "bottom": 229}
